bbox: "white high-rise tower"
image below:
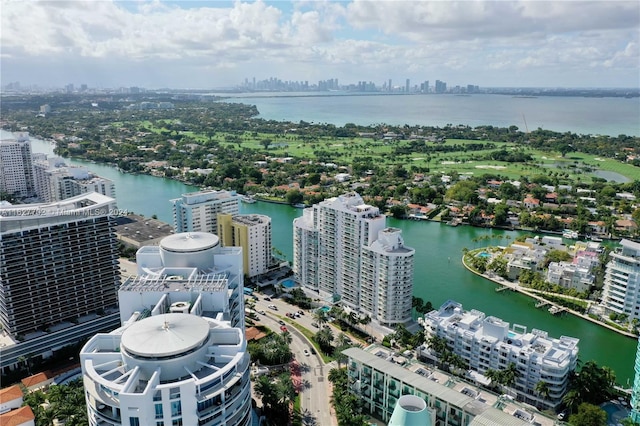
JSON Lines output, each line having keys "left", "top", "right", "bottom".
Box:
{"left": 293, "top": 193, "right": 415, "bottom": 326}
{"left": 0, "top": 135, "right": 35, "bottom": 198}
{"left": 171, "top": 190, "right": 240, "bottom": 234}
{"left": 80, "top": 231, "right": 250, "bottom": 426}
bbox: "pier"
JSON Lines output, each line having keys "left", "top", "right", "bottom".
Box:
{"left": 495, "top": 286, "right": 514, "bottom": 293}
{"left": 548, "top": 306, "right": 567, "bottom": 315}
{"left": 535, "top": 300, "right": 550, "bottom": 308}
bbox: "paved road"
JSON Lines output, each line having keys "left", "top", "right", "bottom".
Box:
{"left": 252, "top": 295, "right": 337, "bottom": 426}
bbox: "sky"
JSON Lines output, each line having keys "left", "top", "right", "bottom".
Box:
{"left": 1, "top": 0, "right": 639, "bottom": 90}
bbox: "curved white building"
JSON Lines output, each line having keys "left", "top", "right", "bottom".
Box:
{"left": 81, "top": 231, "right": 250, "bottom": 425}
{"left": 81, "top": 313, "right": 251, "bottom": 426}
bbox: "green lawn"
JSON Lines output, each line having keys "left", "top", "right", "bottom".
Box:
{"left": 111, "top": 120, "right": 640, "bottom": 182}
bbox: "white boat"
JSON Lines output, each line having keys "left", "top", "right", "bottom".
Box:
{"left": 562, "top": 230, "right": 578, "bottom": 239}
{"left": 241, "top": 195, "right": 256, "bottom": 204}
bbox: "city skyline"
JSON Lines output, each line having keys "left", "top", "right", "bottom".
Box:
{"left": 1, "top": 1, "right": 638, "bottom": 90}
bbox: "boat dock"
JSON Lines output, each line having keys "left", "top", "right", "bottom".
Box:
{"left": 535, "top": 300, "right": 550, "bottom": 308}
{"left": 495, "top": 286, "right": 514, "bottom": 293}
{"left": 548, "top": 306, "right": 567, "bottom": 315}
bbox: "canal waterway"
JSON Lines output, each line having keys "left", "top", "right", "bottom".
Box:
{"left": 21, "top": 135, "right": 638, "bottom": 385}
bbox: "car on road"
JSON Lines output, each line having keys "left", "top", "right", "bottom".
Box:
{"left": 257, "top": 310, "right": 266, "bottom": 315}
{"left": 311, "top": 322, "right": 318, "bottom": 328}
{"left": 278, "top": 320, "right": 286, "bottom": 325}
{"left": 280, "top": 325, "right": 288, "bottom": 332}
{"left": 268, "top": 304, "right": 278, "bottom": 310}
{"left": 303, "top": 349, "right": 310, "bottom": 356}
{"left": 264, "top": 297, "right": 271, "bottom": 301}
{"left": 297, "top": 310, "right": 304, "bottom": 315}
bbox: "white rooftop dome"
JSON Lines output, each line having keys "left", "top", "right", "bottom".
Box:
{"left": 121, "top": 313, "right": 209, "bottom": 358}
{"left": 160, "top": 232, "right": 219, "bottom": 253}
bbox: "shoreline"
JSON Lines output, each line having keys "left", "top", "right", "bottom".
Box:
{"left": 461, "top": 253, "right": 637, "bottom": 339}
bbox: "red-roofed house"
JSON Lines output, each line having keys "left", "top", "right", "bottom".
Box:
{"left": 587, "top": 221, "right": 607, "bottom": 235}
{"left": 0, "top": 405, "right": 35, "bottom": 426}
{"left": 523, "top": 196, "right": 540, "bottom": 209}
{"left": 21, "top": 371, "right": 53, "bottom": 393}
{"left": 615, "top": 219, "right": 638, "bottom": 234}
{"left": 0, "top": 385, "right": 23, "bottom": 414}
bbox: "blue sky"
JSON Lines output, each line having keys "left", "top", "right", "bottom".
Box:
{"left": 1, "top": 0, "right": 638, "bottom": 89}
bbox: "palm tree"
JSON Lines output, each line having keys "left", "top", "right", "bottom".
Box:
{"left": 328, "top": 367, "right": 346, "bottom": 384}
{"left": 562, "top": 389, "right": 581, "bottom": 414}
{"left": 501, "top": 362, "right": 519, "bottom": 388}
{"left": 313, "top": 309, "right": 328, "bottom": 328}
{"left": 314, "top": 327, "right": 334, "bottom": 353}
{"left": 535, "top": 380, "right": 551, "bottom": 401}
{"left": 359, "top": 314, "right": 372, "bottom": 338}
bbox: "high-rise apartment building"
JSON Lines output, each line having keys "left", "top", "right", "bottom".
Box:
{"left": 293, "top": 193, "right": 415, "bottom": 326}
{"left": 32, "top": 154, "right": 115, "bottom": 202}
{"left": 421, "top": 300, "right": 579, "bottom": 410}
{"left": 0, "top": 193, "right": 122, "bottom": 374}
{"left": 602, "top": 238, "right": 640, "bottom": 320}
{"left": 0, "top": 192, "right": 120, "bottom": 338}
{"left": 81, "top": 231, "right": 250, "bottom": 426}
{"left": 0, "top": 135, "right": 35, "bottom": 198}
{"left": 171, "top": 190, "right": 240, "bottom": 234}
{"left": 218, "top": 214, "right": 272, "bottom": 278}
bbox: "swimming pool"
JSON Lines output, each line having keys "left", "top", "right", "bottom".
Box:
{"left": 320, "top": 306, "right": 331, "bottom": 313}
{"left": 601, "top": 401, "right": 629, "bottom": 425}
{"left": 281, "top": 279, "right": 296, "bottom": 288}
{"left": 478, "top": 252, "right": 491, "bottom": 258}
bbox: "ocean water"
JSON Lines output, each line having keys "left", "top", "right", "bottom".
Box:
{"left": 221, "top": 92, "right": 640, "bottom": 137}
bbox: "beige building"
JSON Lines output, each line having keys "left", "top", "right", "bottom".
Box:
{"left": 218, "top": 213, "right": 272, "bottom": 278}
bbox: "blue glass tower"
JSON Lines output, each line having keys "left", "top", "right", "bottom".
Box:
{"left": 631, "top": 336, "right": 640, "bottom": 422}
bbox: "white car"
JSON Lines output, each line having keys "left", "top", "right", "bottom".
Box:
{"left": 268, "top": 304, "right": 277, "bottom": 310}
{"left": 257, "top": 310, "right": 266, "bottom": 315}
{"left": 303, "top": 349, "right": 310, "bottom": 356}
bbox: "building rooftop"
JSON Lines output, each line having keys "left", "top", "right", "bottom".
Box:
{"left": 114, "top": 214, "right": 174, "bottom": 246}
{"left": 0, "top": 385, "right": 23, "bottom": 404}
{"left": 345, "top": 345, "right": 557, "bottom": 426}
{"left": 160, "top": 232, "right": 220, "bottom": 252}
{"left": 121, "top": 313, "right": 210, "bottom": 358}
{"left": 120, "top": 273, "right": 230, "bottom": 293}
{"left": 0, "top": 406, "right": 35, "bottom": 426}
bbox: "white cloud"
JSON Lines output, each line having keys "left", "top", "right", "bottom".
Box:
{"left": 0, "top": 0, "right": 638, "bottom": 88}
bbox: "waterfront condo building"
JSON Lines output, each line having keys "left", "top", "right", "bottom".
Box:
{"left": 80, "top": 231, "right": 250, "bottom": 426}
{"left": 217, "top": 213, "right": 272, "bottom": 279}
{"left": 293, "top": 192, "right": 415, "bottom": 326}
{"left": 171, "top": 190, "right": 240, "bottom": 234}
{"left": 0, "top": 135, "right": 35, "bottom": 198}
{"left": 345, "top": 345, "right": 558, "bottom": 426}
{"left": 420, "top": 300, "right": 579, "bottom": 410}
{"left": 602, "top": 238, "right": 640, "bottom": 321}
{"left": 0, "top": 193, "right": 121, "bottom": 374}
{"left": 32, "top": 154, "right": 116, "bottom": 202}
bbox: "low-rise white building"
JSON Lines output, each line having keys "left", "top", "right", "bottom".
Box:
{"left": 421, "top": 300, "right": 579, "bottom": 410}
